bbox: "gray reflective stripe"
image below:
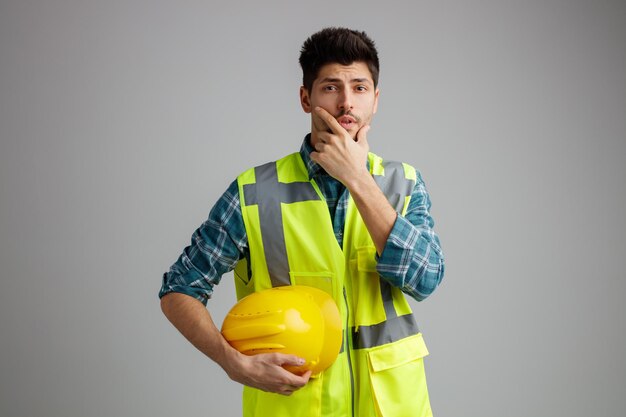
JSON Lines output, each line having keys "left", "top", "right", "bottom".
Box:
{"left": 379, "top": 279, "right": 397, "bottom": 320}
{"left": 348, "top": 160, "right": 419, "bottom": 350}
{"left": 373, "top": 161, "right": 415, "bottom": 213}
{"left": 242, "top": 161, "right": 320, "bottom": 287}
{"left": 352, "top": 314, "right": 420, "bottom": 349}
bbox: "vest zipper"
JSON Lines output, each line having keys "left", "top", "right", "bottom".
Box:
{"left": 343, "top": 287, "right": 356, "bottom": 417}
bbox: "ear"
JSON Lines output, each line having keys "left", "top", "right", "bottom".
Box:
{"left": 373, "top": 88, "right": 380, "bottom": 114}
{"left": 300, "top": 86, "right": 312, "bottom": 113}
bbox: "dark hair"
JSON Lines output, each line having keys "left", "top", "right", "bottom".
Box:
{"left": 299, "top": 27, "right": 379, "bottom": 92}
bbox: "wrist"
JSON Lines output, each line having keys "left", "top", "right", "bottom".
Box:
{"left": 218, "top": 343, "right": 247, "bottom": 378}
{"left": 344, "top": 168, "right": 374, "bottom": 194}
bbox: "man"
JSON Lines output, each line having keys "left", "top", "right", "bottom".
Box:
{"left": 159, "top": 27, "right": 444, "bottom": 417}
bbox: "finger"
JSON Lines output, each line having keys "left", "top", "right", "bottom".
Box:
{"left": 279, "top": 386, "right": 296, "bottom": 396}
{"left": 314, "top": 107, "right": 344, "bottom": 134}
{"left": 314, "top": 136, "right": 332, "bottom": 151}
{"left": 281, "top": 374, "right": 310, "bottom": 394}
{"left": 272, "top": 353, "right": 306, "bottom": 368}
{"left": 289, "top": 369, "right": 312, "bottom": 384}
{"left": 312, "top": 110, "right": 332, "bottom": 133}
{"left": 316, "top": 131, "right": 328, "bottom": 144}
{"left": 356, "top": 124, "right": 370, "bottom": 145}
{"left": 300, "top": 370, "right": 312, "bottom": 383}
{"left": 273, "top": 357, "right": 312, "bottom": 386}
{"left": 281, "top": 373, "right": 310, "bottom": 390}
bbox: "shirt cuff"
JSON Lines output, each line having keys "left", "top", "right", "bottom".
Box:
{"left": 158, "top": 272, "right": 213, "bottom": 306}
{"left": 376, "top": 215, "right": 419, "bottom": 287}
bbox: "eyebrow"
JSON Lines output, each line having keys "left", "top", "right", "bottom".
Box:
{"left": 319, "top": 77, "right": 372, "bottom": 84}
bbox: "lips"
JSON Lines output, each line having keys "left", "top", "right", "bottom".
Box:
{"left": 338, "top": 115, "right": 357, "bottom": 130}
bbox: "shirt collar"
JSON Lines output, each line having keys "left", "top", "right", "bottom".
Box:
{"left": 299, "top": 134, "right": 325, "bottom": 179}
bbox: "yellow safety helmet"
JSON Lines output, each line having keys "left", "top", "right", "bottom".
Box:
{"left": 221, "top": 285, "right": 341, "bottom": 375}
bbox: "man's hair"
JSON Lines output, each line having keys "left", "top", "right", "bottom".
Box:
{"left": 299, "top": 27, "right": 379, "bottom": 92}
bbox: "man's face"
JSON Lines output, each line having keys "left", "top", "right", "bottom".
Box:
{"left": 300, "top": 61, "right": 379, "bottom": 143}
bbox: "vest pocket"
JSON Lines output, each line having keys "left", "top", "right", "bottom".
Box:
{"left": 357, "top": 246, "right": 378, "bottom": 272}
{"left": 354, "top": 246, "right": 388, "bottom": 327}
{"left": 366, "top": 333, "right": 432, "bottom": 417}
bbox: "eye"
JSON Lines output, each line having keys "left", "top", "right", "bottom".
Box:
{"left": 323, "top": 85, "right": 337, "bottom": 92}
{"left": 356, "top": 85, "right": 367, "bottom": 92}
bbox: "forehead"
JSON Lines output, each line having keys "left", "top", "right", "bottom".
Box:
{"left": 314, "top": 62, "right": 374, "bottom": 84}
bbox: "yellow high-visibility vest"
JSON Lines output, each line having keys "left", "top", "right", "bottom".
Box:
{"left": 234, "top": 151, "right": 432, "bottom": 417}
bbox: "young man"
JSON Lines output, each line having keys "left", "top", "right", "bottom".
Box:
{"left": 159, "top": 27, "right": 444, "bottom": 417}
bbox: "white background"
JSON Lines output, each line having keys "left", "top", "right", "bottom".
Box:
{"left": 1, "top": 1, "right": 625, "bottom": 416}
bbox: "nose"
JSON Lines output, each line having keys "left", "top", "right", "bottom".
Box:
{"left": 338, "top": 90, "right": 353, "bottom": 112}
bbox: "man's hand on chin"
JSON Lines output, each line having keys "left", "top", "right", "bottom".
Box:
{"left": 310, "top": 107, "right": 370, "bottom": 187}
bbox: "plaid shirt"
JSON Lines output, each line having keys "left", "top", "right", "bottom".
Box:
{"left": 160, "top": 135, "right": 444, "bottom": 304}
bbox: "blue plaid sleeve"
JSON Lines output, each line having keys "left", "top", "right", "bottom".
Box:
{"left": 159, "top": 180, "right": 247, "bottom": 305}
{"left": 376, "top": 171, "right": 445, "bottom": 301}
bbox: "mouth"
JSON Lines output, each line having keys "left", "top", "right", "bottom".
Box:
{"left": 337, "top": 115, "right": 357, "bottom": 130}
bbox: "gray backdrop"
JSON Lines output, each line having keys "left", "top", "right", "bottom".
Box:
{"left": 1, "top": 1, "right": 625, "bottom": 416}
